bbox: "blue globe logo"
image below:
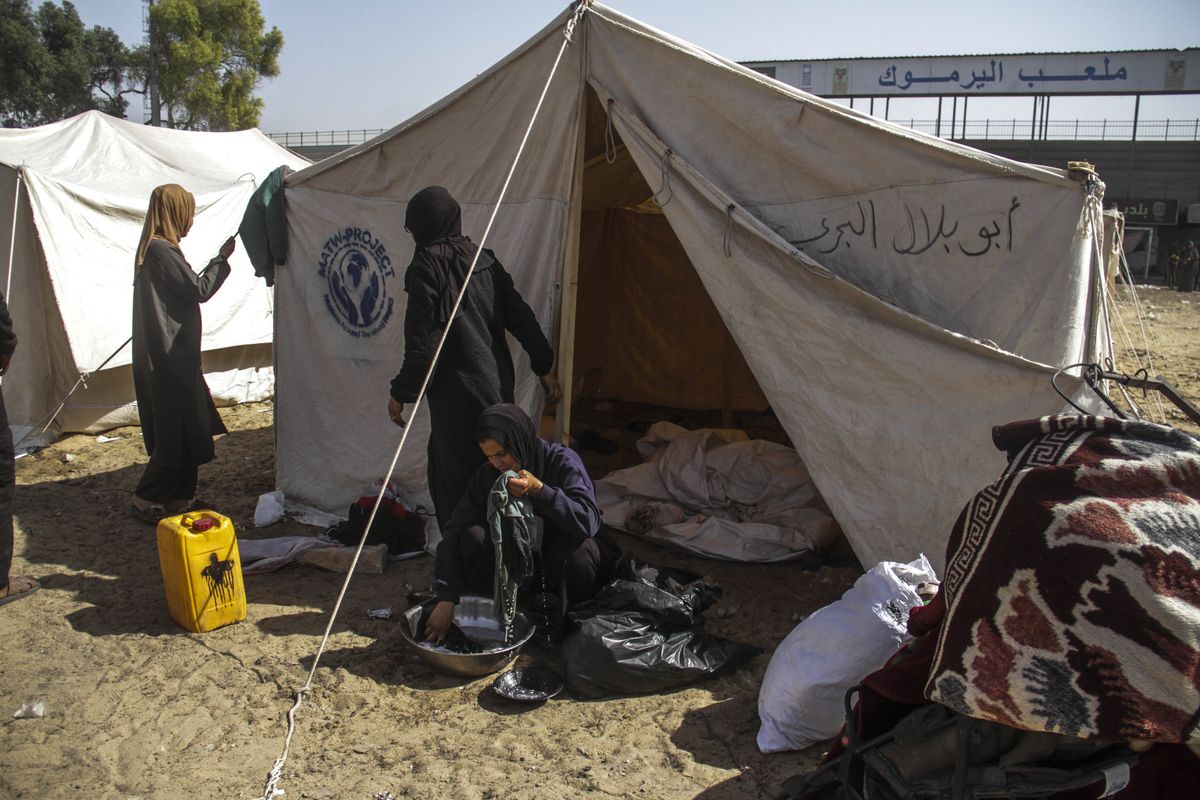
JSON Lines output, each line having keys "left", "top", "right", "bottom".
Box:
{"left": 328, "top": 248, "right": 385, "bottom": 329}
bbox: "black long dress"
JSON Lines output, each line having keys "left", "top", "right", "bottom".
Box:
{"left": 132, "top": 238, "right": 231, "bottom": 495}
{"left": 389, "top": 249, "right": 554, "bottom": 526}
{"left": 0, "top": 292, "right": 16, "bottom": 586}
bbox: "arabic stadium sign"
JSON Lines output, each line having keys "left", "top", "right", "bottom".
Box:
{"left": 744, "top": 49, "right": 1199, "bottom": 97}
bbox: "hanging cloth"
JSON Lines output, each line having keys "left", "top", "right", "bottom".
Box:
{"left": 486, "top": 469, "right": 542, "bottom": 628}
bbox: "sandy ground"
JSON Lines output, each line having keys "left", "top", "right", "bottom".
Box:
{"left": 1, "top": 285, "right": 1197, "bottom": 800}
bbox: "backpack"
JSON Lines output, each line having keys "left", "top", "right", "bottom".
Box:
{"left": 325, "top": 495, "right": 425, "bottom": 556}
{"left": 777, "top": 688, "right": 1137, "bottom": 800}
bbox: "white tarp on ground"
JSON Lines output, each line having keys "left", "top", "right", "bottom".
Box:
{"left": 271, "top": 3, "right": 1106, "bottom": 572}
{"left": 0, "top": 111, "right": 309, "bottom": 440}
{"left": 595, "top": 422, "right": 840, "bottom": 562}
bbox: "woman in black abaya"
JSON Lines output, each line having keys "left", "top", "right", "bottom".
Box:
{"left": 130, "top": 184, "right": 236, "bottom": 523}
{"left": 387, "top": 186, "right": 560, "bottom": 526}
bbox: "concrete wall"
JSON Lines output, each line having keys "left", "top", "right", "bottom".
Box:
{"left": 967, "top": 140, "right": 1200, "bottom": 205}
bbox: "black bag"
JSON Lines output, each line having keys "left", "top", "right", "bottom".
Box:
{"left": 562, "top": 555, "right": 759, "bottom": 699}
{"left": 325, "top": 495, "right": 425, "bottom": 556}
{"left": 778, "top": 688, "right": 1138, "bottom": 800}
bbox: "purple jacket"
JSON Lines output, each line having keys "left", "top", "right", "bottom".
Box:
{"left": 434, "top": 439, "right": 600, "bottom": 602}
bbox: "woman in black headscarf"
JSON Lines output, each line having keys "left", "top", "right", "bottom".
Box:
{"left": 388, "top": 186, "right": 560, "bottom": 526}
{"left": 423, "top": 404, "right": 617, "bottom": 643}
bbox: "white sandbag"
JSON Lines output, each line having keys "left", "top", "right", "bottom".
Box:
{"left": 756, "top": 554, "right": 937, "bottom": 753}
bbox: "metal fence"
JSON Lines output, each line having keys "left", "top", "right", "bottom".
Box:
{"left": 266, "top": 129, "right": 386, "bottom": 148}
{"left": 899, "top": 118, "right": 1200, "bottom": 141}
{"left": 267, "top": 119, "right": 1200, "bottom": 148}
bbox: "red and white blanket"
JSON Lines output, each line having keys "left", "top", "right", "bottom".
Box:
{"left": 927, "top": 415, "right": 1200, "bottom": 743}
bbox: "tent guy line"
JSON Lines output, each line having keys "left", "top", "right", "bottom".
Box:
{"left": 255, "top": 5, "right": 590, "bottom": 797}
{"left": 12, "top": 336, "right": 133, "bottom": 453}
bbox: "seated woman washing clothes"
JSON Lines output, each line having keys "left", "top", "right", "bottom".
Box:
{"left": 423, "top": 404, "right": 618, "bottom": 643}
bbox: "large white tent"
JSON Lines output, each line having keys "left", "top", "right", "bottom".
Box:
{"left": 271, "top": 2, "right": 1107, "bottom": 571}
{"left": 0, "top": 110, "right": 309, "bottom": 444}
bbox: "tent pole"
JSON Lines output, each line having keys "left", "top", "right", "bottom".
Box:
{"left": 4, "top": 169, "right": 20, "bottom": 303}
{"left": 554, "top": 78, "right": 588, "bottom": 445}
{"left": 1, "top": 169, "right": 20, "bottom": 389}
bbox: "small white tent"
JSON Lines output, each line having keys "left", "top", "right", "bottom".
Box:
{"left": 0, "top": 110, "right": 309, "bottom": 443}
{"left": 272, "top": 3, "right": 1107, "bottom": 571}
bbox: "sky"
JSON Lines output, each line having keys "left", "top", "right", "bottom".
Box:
{"left": 67, "top": 0, "right": 1200, "bottom": 134}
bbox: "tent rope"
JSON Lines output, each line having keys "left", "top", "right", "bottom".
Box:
{"left": 1086, "top": 193, "right": 1150, "bottom": 419}
{"left": 1094, "top": 199, "right": 1167, "bottom": 422}
{"left": 12, "top": 335, "right": 132, "bottom": 451}
{"left": 1084, "top": 193, "right": 1137, "bottom": 417}
{"left": 604, "top": 99, "right": 618, "bottom": 164}
{"left": 723, "top": 204, "right": 736, "bottom": 256}
{"left": 652, "top": 148, "right": 674, "bottom": 207}
{"left": 255, "top": 3, "right": 592, "bottom": 798}
{"left": 1109, "top": 246, "right": 1166, "bottom": 420}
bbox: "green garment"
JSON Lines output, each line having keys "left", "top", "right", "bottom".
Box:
{"left": 237, "top": 165, "right": 292, "bottom": 287}
{"left": 486, "top": 470, "right": 542, "bottom": 628}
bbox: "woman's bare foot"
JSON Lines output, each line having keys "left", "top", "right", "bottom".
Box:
{"left": 0, "top": 575, "right": 40, "bottom": 606}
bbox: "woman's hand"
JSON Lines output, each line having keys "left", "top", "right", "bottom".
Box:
{"left": 218, "top": 235, "right": 237, "bottom": 259}
{"left": 423, "top": 600, "right": 455, "bottom": 643}
{"left": 539, "top": 374, "right": 562, "bottom": 404}
{"left": 506, "top": 469, "right": 544, "bottom": 498}
{"left": 388, "top": 397, "right": 406, "bottom": 428}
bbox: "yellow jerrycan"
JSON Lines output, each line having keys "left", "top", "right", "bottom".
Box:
{"left": 155, "top": 510, "right": 247, "bottom": 633}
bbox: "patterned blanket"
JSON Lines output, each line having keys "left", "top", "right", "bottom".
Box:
{"left": 927, "top": 415, "right": 1200, "bottom": 743}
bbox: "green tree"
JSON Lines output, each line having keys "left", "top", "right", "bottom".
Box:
{"left": 142, "top": 0, "right": 283, "bottom": 131}
{"left": 0, "top": 0, "right": 130, "bottom": 127}
{"left": 0, "top": 0, "right": 49, "bottom": 126}
{"left": 35, "top": 1, "right": 131, "bottom": 120}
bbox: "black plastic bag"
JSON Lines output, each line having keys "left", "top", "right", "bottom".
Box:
{"left": 563, "top": 611, "right": 759, "bottom": 698}
{"left": 571, "top": 558, "right": 718, "bottom": 626}
{"left": 778, "top": 690, "right": 1138, "bottom": 800}
{"left": 562, "top": 555, "right": 758, "bottom": 698}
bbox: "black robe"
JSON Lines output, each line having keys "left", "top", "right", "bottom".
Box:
{"left": 1, "top": 292, "right": 16, "bottom": 584}
{"left": 390, "top": 251, "right": 554, "bottom": 525}
{"left": 132, "top": 238, "right": 231, "bottom": 468}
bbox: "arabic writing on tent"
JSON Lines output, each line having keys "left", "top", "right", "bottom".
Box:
{"left": 785, "top": 197, "right": 1022, "bottom": 259}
